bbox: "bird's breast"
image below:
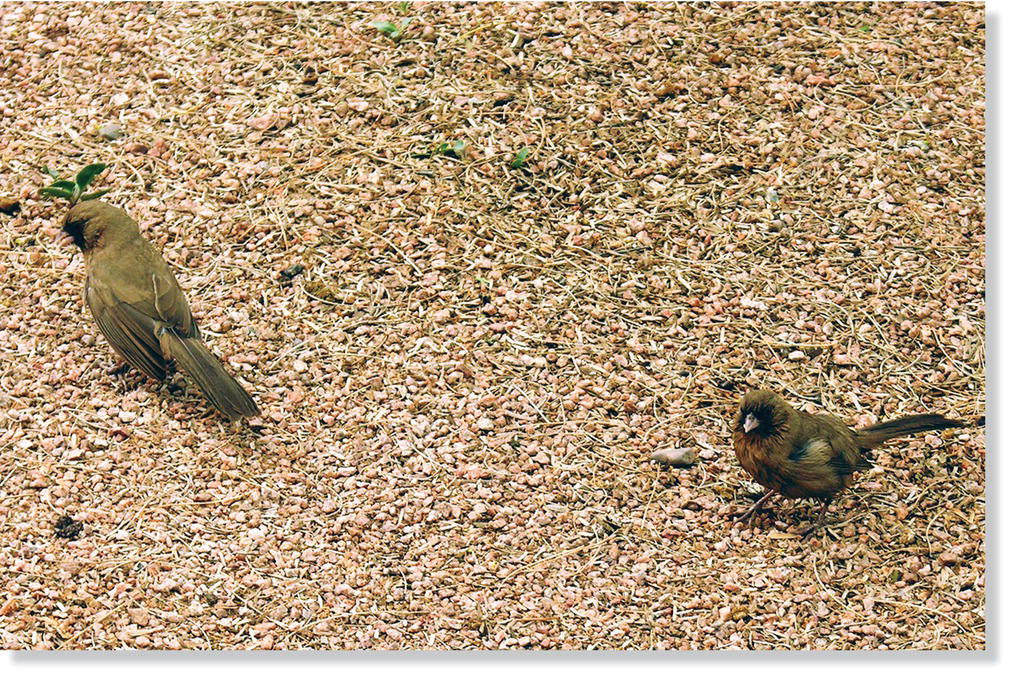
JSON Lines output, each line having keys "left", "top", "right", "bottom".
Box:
{"left": 733, "top": 432, "right": 790, "bottom": 494}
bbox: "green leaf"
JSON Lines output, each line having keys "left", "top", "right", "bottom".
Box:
{"left": 372, "top": 20, "right": 399, "bottom": 36}
{"left": 80, "top": 188, "right": 112, "bottom": 201}
{"left": 372, "top": 18, "right": 410, "bottom": 40}
{"left": 75, "top": 163, "right": 107, "bottom": 189}
{"left": 39, "top": 187, "right": 75, "bottom": 200}
{"left": 48, "top": 180, "right": 78, "bottom": 192}
{"left": 437, "top": 141, "right": 464, "bottom": 158}
{"left": 397, "top": 1, "right": 411, "bottom": 14}
{"left": 42, "top": 166, "right": 61, "bottom": 180}
{"left": 510, "top": 147, "right": 531, "bottom": 168}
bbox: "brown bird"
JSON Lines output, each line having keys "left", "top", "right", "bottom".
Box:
{"left": 62, "top": 200, "right": 260, "bottom": 420}
{"left": 732, "top": 389, "right": 963, "bottom": 536}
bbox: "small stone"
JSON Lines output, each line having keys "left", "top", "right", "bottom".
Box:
{"left": 98, "top": 123, "right": 125, "bottom": 140}
{"left": 54, "top": 515, "right": 83, "bottom": 540}
{"left": 939, "top": 547, "right": 962, "bottom": 566}
{"left": 147, "top": 138, "right": 169, "bottom": 158}
{"left": 300, "top": 66, "right": 319, "bottom": 86}
{"left": 127, "top": 608, "right": 150, "bottom": 626}
{"left": 118, "top": 410, "right": 137, "bottom": 422}
{"left": 124, "top": 142, "right": 148, "bottom": 155}
{"left": 476, "top": 417, "right": 495, "bottom": 431}
{"left": 0, "top": 598, "right": 19, "bottom": 617}
{"left": 650, "top": 447, "right": 697, "bottom": 467}
{"left": 654, "top": 82, "right": 679, "bottom": 98}
{"left": 247, "top": 114, "right": 276, "bottom": 131}
{"left": 0, "top": 196, "right": 21, "bottom": 215}
{"left": 280, "top": 264, "right": 305, "bottom": 281}
{"left": 788, "top": 350, "right": 806, "bottom": 361}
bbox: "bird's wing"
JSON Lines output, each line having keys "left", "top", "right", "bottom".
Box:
{"left": 791, "top": 415, "right": 872, "bottom": 475}
{"left": 146, "top": 258, "right": 198, "bottom": 339}
{"left": 96, "top": 235, "right": 199, "bottom": 331}
{"left": 110, "top": 237, "right": 197, "bottom": 339}
{"left": 86, "top": 276, "right": 167, "bottom": 381}
{"left": 812, "top": 415, "right": 873, "bottom": 474}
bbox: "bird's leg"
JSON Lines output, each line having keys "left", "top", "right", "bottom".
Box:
{"left": 107, "top": 361, "right": 131, "bottom": 377}
{"left": 801, "top": 497, "right": 833, "bottom": 539}
{"left": 166, "top": 364, "right": 189, "bottom": 397}
{"left": 733, "top": 489, "right": 777, "bottom": 524}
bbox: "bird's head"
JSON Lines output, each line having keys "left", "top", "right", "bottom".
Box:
{"left": 736, "top": 389, "right": 792, "bottom": 439}
{"left": 62, "top": 200, "right": 133, "bottom": 251}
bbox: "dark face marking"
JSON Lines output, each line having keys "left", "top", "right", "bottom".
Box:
{"left": 63, "top": 217, "right": 89, "bottom": 250}
{"left": 738, "top": 402, "right": 777, "bottom": 438}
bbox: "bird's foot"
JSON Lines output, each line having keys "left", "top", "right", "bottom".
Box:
{"left": 164, "top": 370, "right": 187, "bottom": 396}
{"left": 732, "top": 504, "right": 765, "bottom": 525}
{"left": 107, "top": 362, "right": 131, "bottom": 377}
{"left": 800, "top": 499, "right": 833, "bottom": 539}
{"left": 731, "top": 490, "right": 777, "bottom": 525}
{"left": 800, "top": 522, "right": 824, "bottom": 540}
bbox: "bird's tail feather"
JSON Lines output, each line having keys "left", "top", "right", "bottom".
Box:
{"left": 856, "top": 414, "right": 964, "bottom": 448}
{"left": 165, "top": 333, "right": 260, "bottom": 420}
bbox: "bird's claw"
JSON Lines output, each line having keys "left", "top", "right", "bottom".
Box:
{"left": 800, "top": 524, "right": 822, "bottom": 540}
{"left": 107, "top": 362, "right": 131, "bottom": 376}
{"left": 731, "top": 490, "right": 776, "bottom": 525}
{"left": 732, "top": 506, "right": 762, "bottom": 524}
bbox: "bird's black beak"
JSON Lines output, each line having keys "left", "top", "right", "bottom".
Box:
{"left": 743, "top": 413, "right": 759, "bottom": 433}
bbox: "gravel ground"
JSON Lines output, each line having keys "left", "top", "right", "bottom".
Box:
{"left": 0, "top": 2, "right": 984, "bottom": 650}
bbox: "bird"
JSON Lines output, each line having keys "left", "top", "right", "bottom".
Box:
{"left": 62, "top": 200, "right": 260, "bottom": 420}
{"left": 732, "top": 389, "right": 964, "bottom": 537}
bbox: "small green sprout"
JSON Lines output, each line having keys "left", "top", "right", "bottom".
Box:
{"left": 411, "top": 140, "right": 467, "bottom": 160}
{"left": 396, "top": 1, "right": 411, "bottom": 14}
{"left": 437, "top": 140, "right": 466, "bottom": 159}
{"left": 372, "top": 18, "right": 412, "bottom": 41}
{"left": 510, "top": 147, "right": 532, "bottom": 169}
{"left": 39, "top": 163, "right": 111, "bottom": 204}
